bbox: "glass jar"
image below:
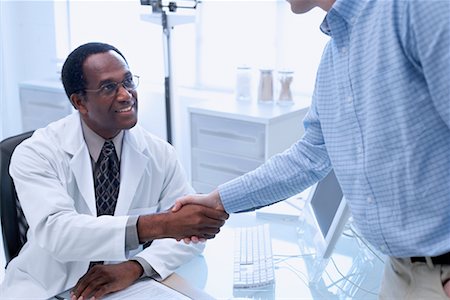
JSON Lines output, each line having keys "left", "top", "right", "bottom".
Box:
{"left": 277, "top": 70, "right": 294, "bottom": 105}
{"left": 257, "top": 69, "right": 274, "bottom": 103}
{"left": 235, "top": 66, "right": 252, "bottom": 101}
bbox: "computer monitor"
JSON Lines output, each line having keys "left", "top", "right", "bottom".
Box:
{"left": 303, "top": 169, "right": 350, "bottom": 260}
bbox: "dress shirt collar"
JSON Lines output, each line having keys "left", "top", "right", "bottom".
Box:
{"left": 331, "top": 0, "right": 368, "bottom": 25}
{"left": 320, "top": 0, "right": 369, "bottom": 36}
{"left": 80, "top": 117, "right": 124, "bottom": 163}
{"left": 320, "top": 17, "right": 331, "bottom": 36}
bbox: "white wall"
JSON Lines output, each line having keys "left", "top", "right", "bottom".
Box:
{"left": 1, "top": 0, "right": 59, "bottom": 140}
{"left": 0, "top": 0, "right": 60, "bottom": 280}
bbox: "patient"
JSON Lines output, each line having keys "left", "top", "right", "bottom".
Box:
{"left": 0, "top": 42, "right": 228, "bottom": 299}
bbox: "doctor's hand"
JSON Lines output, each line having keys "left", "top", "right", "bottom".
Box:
{"left": 137, "top": 203, "right": 229, "bottom": 242}
{"left": 71, "top": 261, "right": 143, "bottom": 300}
{"left": 171, "top": 189, "right": 226, "bottom": 243}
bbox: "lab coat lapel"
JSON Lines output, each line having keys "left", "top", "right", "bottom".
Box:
{"left": 114, "top": 129, "right": 148, "bottom": 216}
{"left": 62, "top": 113, "right": 97, "bottom": 216}
{"left": 70, "top": 147, "right": 96, "bottom": 215}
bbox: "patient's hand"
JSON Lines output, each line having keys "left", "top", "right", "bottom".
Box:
{"left": 71, "top": 261, "right": 142, "bottom": 300}
{"left": 172, "top": 189, "right": 224, "bottom": 212}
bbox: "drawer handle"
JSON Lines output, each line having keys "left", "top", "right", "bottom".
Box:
{"left": 199, "top": 163, "right": 245, "bottom": 176}
{"left": 198, "top": 129, "right": 256, "bottom": 143}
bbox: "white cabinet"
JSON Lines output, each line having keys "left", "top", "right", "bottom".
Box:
{"left": 189, "top": 99, "right": 310, "bottom": 193}
{"left": 19, "top": 79, "right": 73, "bottom": 131}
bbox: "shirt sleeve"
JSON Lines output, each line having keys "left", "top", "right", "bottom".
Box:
{"left": 402, "top": 0, "right": 450, "bottom": 127}
{"left": 129, "top": 256, "right": 160, "bottom": 278}
{"left": 124, "top": 215, "right": 156, "bottom": 276}
{"left": 125, "top": 215, "right": 140, "bottom": 251}
{"left": 219, "top": 96, "right": 332, "bottom": 213}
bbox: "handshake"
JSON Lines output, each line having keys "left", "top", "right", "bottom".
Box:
{"left": 136, "top": 189, "right": 228, "bottom": 243}
{"left": 70, "top": 190, "right": 228, "bottom": 300}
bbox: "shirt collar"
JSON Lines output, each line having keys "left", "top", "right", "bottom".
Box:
{"left": 332, "top": 0, "right": 368, "bottom": 24}
{"left": 80, "top": 117, "right": 124, "bottom": 163}
{"left": 320, "top": 17, "right": 331, "bottom": 36}
{"left": 320, "top": 0, "right": 369, "bottom": 36}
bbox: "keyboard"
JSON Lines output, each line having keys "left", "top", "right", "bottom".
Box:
{"left": 233, "top": 224, "right": 275, "bottom": 289}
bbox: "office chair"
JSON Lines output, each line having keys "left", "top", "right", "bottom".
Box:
{"left": 0, "top": 131, "right": 34, "bottom": 266}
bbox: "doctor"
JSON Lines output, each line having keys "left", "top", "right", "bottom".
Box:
{"left": 0, "top": 42, "right": 228, "bottom": 299}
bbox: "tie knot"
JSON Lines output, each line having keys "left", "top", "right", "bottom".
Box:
{"left": 102, "top": 140, "right": 116, "bottom": 157}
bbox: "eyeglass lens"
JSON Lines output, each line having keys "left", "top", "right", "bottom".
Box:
{"left": 100, "top": 76, "right": 139, "bottom": 96}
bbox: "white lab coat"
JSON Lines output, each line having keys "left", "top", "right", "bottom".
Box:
{"left": 0, "top": 112, "right": 204, "bottom": 299}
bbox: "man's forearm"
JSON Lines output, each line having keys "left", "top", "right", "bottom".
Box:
{"left": 136, "top": 204, "right": 228, "bottom": 242}
{"left": 136, "top": 213, "right": 167, "bottom": 242}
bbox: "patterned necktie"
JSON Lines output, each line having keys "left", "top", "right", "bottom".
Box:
{"left": 94, "top": 140, "right": 120, "bottom": 216}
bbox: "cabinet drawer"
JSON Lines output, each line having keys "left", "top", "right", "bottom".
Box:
{"left": 20, "top": 88, "right": 72, "bottom": 130}
{"left": 190, "top": 113, "right": 265, "bottom": 160}
{"left": 191, "top": 149, "right": 263, "bottom": 190}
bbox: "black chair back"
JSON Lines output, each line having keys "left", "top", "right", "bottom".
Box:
{"left": 0, "top": 131, "right": 34, "bottom": 266}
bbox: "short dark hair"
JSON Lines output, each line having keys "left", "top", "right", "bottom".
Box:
{"left": 61, "top": 42, "right": 128, "bottom": 101}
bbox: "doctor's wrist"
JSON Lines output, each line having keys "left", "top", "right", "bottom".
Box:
{"left": 122, "top": 260, "right": 144, "bottom": 281}
{"left": 137, "top": 213, "right": 166, "bottom": 242}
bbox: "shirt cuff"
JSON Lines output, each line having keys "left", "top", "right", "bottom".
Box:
{"left": 129, "top": 257, "right": 160, "bottom": 278}
{"left": 125, "top": 215, "right": 140, "bottom": 251}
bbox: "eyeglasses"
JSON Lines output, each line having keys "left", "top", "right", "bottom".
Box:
{"left": 84, "top": 75, "right": 140, "bottom": 97}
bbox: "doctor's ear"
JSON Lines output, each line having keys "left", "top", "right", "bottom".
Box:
{"left": 70, "top": 93, "right": 88, "bottom": 114}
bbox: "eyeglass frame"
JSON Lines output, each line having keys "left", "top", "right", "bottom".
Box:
{"left": 82, "top": 74, "right": 140, "bottom": 97}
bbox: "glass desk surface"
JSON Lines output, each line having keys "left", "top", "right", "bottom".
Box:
{"left": 175, "top": 207, "right": 385, "bottom": 300}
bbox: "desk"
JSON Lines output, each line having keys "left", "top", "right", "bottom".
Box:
{"left": 175, "top": 207, "right": 385, "bottom": 299}
{"left": 52, "top": 205, "right": 384, "bottom": 300}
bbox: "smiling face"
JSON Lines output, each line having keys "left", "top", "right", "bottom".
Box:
{"left": 71, "top": 50, "right": 138, "bottom": 139}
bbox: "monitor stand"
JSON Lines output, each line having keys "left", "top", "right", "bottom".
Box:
{"left": 296, "top": 218, "right": 379, "bottom": 298}
{"left": 295, "top": 217, "right": 331, "bottom": 285}
{"left": 336, "top": 250, "right": 376, "bottom": 298}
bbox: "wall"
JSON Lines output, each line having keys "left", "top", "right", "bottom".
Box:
{"left": 0, "top": 0, "right": 59, "bottom": 280}
{"left": 0, "top": 1, "right": 58, "bottom": 140}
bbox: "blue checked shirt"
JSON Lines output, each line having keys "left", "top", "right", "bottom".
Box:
{"left": 219, "top": 0, "right": 450, "bottom": 257}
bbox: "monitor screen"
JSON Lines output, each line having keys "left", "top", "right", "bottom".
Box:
{"left": 303, "top": 169, "right": 350, "bottom": 259}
